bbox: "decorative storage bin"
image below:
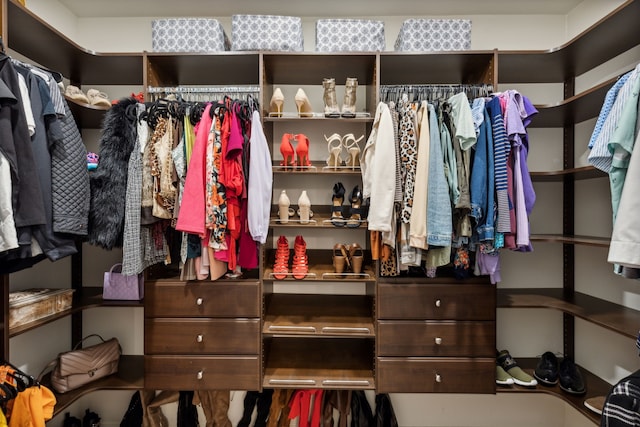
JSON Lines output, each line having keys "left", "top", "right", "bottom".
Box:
{"left": 9, "top": 288, "right": 74, "bottom": 329}
{"left": 152, "top": 18, "right": 230, "bottom": 52}
{"left": 395, "top": 19, "right": 472, "bottom": 51}
{"left": 315, "top": 19, "right": 385, "bottom": 52}
{"left": 231, "top": 15, "right": 303, "bottom": 52}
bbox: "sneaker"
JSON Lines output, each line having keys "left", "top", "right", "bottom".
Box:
{"left": 496, "top": 365, "right": 514, "bottom": 386}
{"left": 534, "top": 351, "right": 559, "bottom": 386}
{"left": 559, "top": 357, "right": 586, "bottom": 395}
{"left": 497, "top": 350, "right": 538, "bottom": 387}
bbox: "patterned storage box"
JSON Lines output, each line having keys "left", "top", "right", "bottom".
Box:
{"left": 316, "top": 19, "right": 385, "bottom": 52}
{"left": 152, "top": 18, "right": 230, "bottom": 52}
{"left": 395, "top": 19, "right": 472, "bottom": 51}
{"left": 231, "top": 15, "right": 303, "bottom": 52}
{"left": 9, "top": 288, "right": 74, "bottom": 329}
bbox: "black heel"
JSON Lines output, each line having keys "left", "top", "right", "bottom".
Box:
{"left": 346, "top": 185, "right": 363, "bottom": 228}
{"left": 331, "top": 182, "right": 346, "bottom": 227}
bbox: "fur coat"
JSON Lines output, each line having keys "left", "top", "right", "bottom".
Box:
{"left": 88, "top": 98, "right": 138, "bottom": 249}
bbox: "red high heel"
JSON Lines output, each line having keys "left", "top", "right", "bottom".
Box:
{"left": 280, "top": 133, "right": 295, "bottom": 167}
{"left": 294, "top": 134, "right": 311, "bottom": 168}
{"left": 291, "top": 235, "right": 309, "bottom": 279}
{"left": 273, "top": 235, "right": 290, "bottom": 279}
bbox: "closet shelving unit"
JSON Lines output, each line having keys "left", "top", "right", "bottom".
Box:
{"left": 0, "top": 0, "right": 144, "bottom": 416}
{"left": 2, "top": 0, "right": 640, "bottom": 421}
{"left": 496, "top": 0, "right": 640, "bottom": 424}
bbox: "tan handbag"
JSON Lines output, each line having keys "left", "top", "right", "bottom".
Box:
{"left": 39, "top": 334, "right": 121, "bottom": 394}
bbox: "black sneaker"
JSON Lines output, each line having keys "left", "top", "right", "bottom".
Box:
{"left": 534, "top": 351, "right": 559, "bottom": 386}
{"left": 559, "top": 357, "right": 586, "bottom": 395}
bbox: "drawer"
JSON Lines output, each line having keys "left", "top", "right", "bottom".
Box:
{"left": 145, "top": 318, "right": 260, "bottom": 355}
{"left": 377, "top": 283, "right": 495, "bottom": 320}
{"left": 145, "top": 280, "right": 260, "bottom": 317}
{"left": 377, "top": 321, "right": 495, "bottom": 357}
{"left": 145, "top": 355, "right": 260, "bottom": 390}
{"left": 377, "top": 357, "right": 495, "bottom": 393}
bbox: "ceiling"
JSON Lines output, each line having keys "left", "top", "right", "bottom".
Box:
{"left": 56, "top": 0, "right": 585, "bottom": 18}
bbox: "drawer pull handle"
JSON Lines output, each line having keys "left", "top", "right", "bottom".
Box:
{"left": 196, "top": 297, "right": 203, "bottom": 306}
{"left": 322, "top": 380, "right": 370, "bottom": 386}
{"left": 435, "top": 299, "right": 441, "bottom": 308}
{"left": 197, "top": 371, "right": 203, "bottom": 380}
{"left": 196, "top": 334, "right": 203, "bottom": 343}
{"left": 434, "top": 337, "right": 442, "bottom": 345}
{"left": 321, "top": 327, "right": 370, "bottom": 334}
{"left": 268, "top": 379, "right": 316, "bottom": 385}
{"left": 435, "top": 374, "right": 442, "bottom": 383}
{"left": 268, "top": 326, "right": 317, "bottom": 332}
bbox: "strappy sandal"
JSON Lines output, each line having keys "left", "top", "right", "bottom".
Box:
{"left": 65, "top": 85, "right": 89, "bottom": 104}
{"left": 333, "top": 243, "right": 350, "bottom": 274}
{"left": 349, "top": 243, "right": 364, "bottom": 274}
{"left": 342, "top": 133, "right": 364, "bottom": 170}
{"left": 87, "top": 89, "right": 112, "bottom": 108}
{"left": 346, "top": 185, "right": 364, "bottom": 228}
{"left": 331, "top": 182, "right": 346, "bottom": 227}
{"left": 291, "top": 235, "right": 308, "bottom": 279}
{"left": 273, "top": 236, "right": 290, "bottom": 280}
{"left": 325, "top": 133, "right": 344, "bottom": 169}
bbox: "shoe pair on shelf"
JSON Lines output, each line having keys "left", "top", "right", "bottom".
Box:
{"left": 273, "top": 235, "right": 308, "bottom": 280}
{"left": 325, "top": 133, "right": 364, "bottom": 170}
{"left": 278, "top": 190, "right": 312, "bottom": 224}
{"left": 279, "top": 133, "right": 311, "bottom": 168}
{"left": 332, "top": 243, "right": 364, "bottom": 275}
{"left": 331, "top": 182, "right": 364, "bottom": 228}
{"left": 534, "top": 351, "right": 586, "bottom": 395}
{"left": 269, "top": 88, "right": 314, "bottom": 118}
{"left": 322, "top": 77, "right": 358, "bottom": 118}
{"left": 496, "top": 349, "right": 537, "bottom": 387}
{"left": 65, "top": 85, "right": 111, "bottom": 108}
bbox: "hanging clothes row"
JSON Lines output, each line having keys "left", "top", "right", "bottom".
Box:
{"left": 147, "top": 86, "right": 260, "bottom": 102}
{"left": 363, "top": 86, "right": 536, "bottom": 284}
{"left": 0, "top": 361, "right": 55, "bottom": 427}
{"left": 0, "top": 50, "right": 89, "bottom": 274}
{"left": 380, "top": 83, "right": 494, "bottom": 105}
{"left": 88, "top": 94, "right": 272, "bottom": 281}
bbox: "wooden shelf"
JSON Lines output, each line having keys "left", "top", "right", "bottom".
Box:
{"left": 9, "top": 287, "right": 142, "bottom": 337}
{"left": 263, "top": 53, "right": 377, "bottom": 85}
{"left": 270, "top": 210, "right": 368, "bottom": 229}
{"left": 498, "top": 0, "right": 640, "bottom": 83}
{"left": 530, "top": 234, "right": 610, "bottom": 247}
{"left": 5, "top": 0, "right": 143, "bottom": 85}
{"left": 263, "top": 294, "right": 374, "bottom": 337}
{"left": 531, "top": 166, "right": 606, "bottom": 182}
{"left": 379, "top": 51, "right": 496, "bottom": 85}
{"left": 39, "top": 355, "right": 144, "bottom": 417}
{"left": 264, "top": 116, "right": 373, "bottom": 123}
{"left": 263, "top": 337, "right": 375, "bottom": 389}
{"left": 497, "top": 288, "right": 640, "bottom": 339}
{"left": 65, "top": 95, "right": 110, "bottom": 129}
{"left": 263, "top": 264, "right": 375, "bottom": 283}
{"left": 272, "top": 162, "right": 363, "bottom": 175}
{"left": 497, "top": 357, "right": 611, "bottom": 426}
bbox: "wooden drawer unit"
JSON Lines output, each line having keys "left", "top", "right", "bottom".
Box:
{"left": 377, "top": 357, "right": 495, "bottom": 393}
{"left": 145, "top": 280, "right": 260, "bottom": 318}
{"left": 145, "top": 318, "right": 260, "bottom": 355}
{"left": 377, "top": 320, "right": 495, "bottom": 357}
{"left": 378, "top": 282, "right": 495, "bottom": 320}
{"left": 145, "top": 355, "right": 260, "bottom": 390}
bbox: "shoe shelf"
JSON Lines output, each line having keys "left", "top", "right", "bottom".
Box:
{"left": 65, "top": 95, "right": 110, "bottom": 129}
{"left": 497, "top": 357, "right": 610, "bottom": 426}
{"left": 9, "top": 287, "right": 143, "bottom": 338}
{"left": 529, "top": 234, "right": 610, "bottom": 247}
{"left": 39, "top": 355, "right": 144, "bottom": 417}
{"left": 263, "top": 264, "right": 375, "bottom": 283}
{"left": 272, "top": 163, "right": 363, "bottom": 175}
{"left": 497, "top": 288, "right": 640, "bottom": 339}
{"left": 270, "top": 209, "right": 368, "bottom": 229}
{"left": 264, "top": 116, "right": 373, "bottom": 122}
{"left": 530, "top": 166, "right": 606, "bottom": 182}
{"left": 262, "top": 336, "right": 375, "bottom": 390}
{"left": 263, "top": 294, "right": 374, "bottom": 338}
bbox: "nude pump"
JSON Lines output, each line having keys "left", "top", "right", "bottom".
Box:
{"left": 294, "top": 88, "right": 313, "bottom": 117}
{"left": 269, "top": 87, "right": 285, "bottom": 117}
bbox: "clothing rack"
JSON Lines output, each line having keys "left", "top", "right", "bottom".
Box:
{"left": 147, "top": 86, "right": 260, "bottom": 102}
{"left": 380, "top": 84, "right": 494, "bottom": 104}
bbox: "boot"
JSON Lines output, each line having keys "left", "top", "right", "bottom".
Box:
{"left": 254, "top": 389, "right": 274, "bottom": 427}
{"left": 237, "top": 391, "right": 259, "bottom": 427}
{"left": 140, "top": 390, "right": 179, "bottom": 427}
{"left": 322, "top": 78, "right": 340, "bottom": 118}
{"left": 266, "top": 389, "right": 295, "bottom": 427}
{"left": 321, "top": 390, "right": 352, "bottom": 427}
{"left": 341, "top": 77, "right": 357, "bottom": 118}
{"left": 193, "top": 390, "right": 232, "bottom": 427}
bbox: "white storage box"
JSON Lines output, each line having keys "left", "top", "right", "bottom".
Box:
{"left": 231, "top": 15, "right": 303, "bottom": 52}
{"left": 315, "top": 19, "right": 385, "bottom": 52}
{"left": 152, "top": 18, "right": 230, "bottom": 52}
{"left": 9, "top": 288, "right": 74, "bottom": 329}
{"left": 395, "top": 19, "right": 472, "bottom": 51}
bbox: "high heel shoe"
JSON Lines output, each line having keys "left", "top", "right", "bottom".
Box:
{"left": 332, "top": 243, "right": 350, "bottom": 274}
{"left": 294, "top": 134, "right": 311, "bottom": 168}
{"left": 294, "top": 88, "right": 313, "bottom": 117}
{"left": 346, "top": 185, "right": 363, "bottom": 228}
{"left": 325, "top": 133, "right": 344, "bottom": 169}
{"left": 331, "top": 182, "right": 346, "bottom": 227}
{"left": 349, "top": 243, "right": 364, "bottom": 274}
{"left": 292, "top": 235, "right": 309, "bottom": 279}
{"left": 323, "top": 78, "right": 340, "bottom": 118}
{"left": 269, "top": 87, "right": 285, "bottom": 117}
{"left": 279, "top": 133, "right": 295, "bottom": 167}
{"left": 341, "top": 77, "right": 358, "bottom": 118}
{"left": 273, "top": 235, "right": 290, "bottom": 280}
{"left": 342, "top": 133, "right": 364, "bottom": 170}
{"left": 297, "top": 190, "right": 312, "bottom": 224}
{"left": 278, "top": 190, "right": 293, "bottom": 224}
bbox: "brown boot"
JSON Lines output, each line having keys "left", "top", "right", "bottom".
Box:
{"left": 266, "top": 389, "right": 295, "bottom": 427}
{"left": 140, "top": 390, "right": 179, "bottom": 427}
{"left": 193, "top": 390, "right": 232, "bottom": 427}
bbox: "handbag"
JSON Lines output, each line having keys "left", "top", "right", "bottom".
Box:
{"left": 39, "top": 334, "right": 121, "bottom": 394}
{"left": 103, "top": 263, "right": 144, "bottom": 301}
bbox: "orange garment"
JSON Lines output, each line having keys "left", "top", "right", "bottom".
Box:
{"left": 288, "top": 389, "right": 323, "bottom": 427}
{"left": 8, "top": 386, "right": 55, "bottom": 427}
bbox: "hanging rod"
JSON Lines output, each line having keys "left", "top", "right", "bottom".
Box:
{"left": 380, "top": 83, "right": 493, "bottom": 104}
{"left": 147, "top": 86, "right": 260, "bottom": 94}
